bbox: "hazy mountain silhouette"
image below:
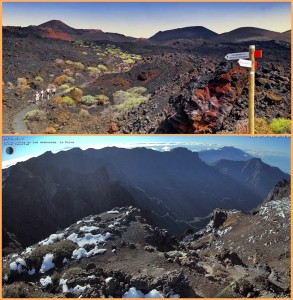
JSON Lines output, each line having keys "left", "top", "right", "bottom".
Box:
{"left": 199, "top": 146, "right": 254, "bottom": 164}
{"left": 3, "top": 147, "right": 289, "bottom": 248}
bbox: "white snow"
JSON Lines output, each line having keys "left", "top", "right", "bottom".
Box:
{"left": 107, "top": 210, "right": 119, "bottom": 214}
{"left": 40, "top": 253, "right": 55, "bottom": 273}
{"left": 105, "top": 277, "right": 113, "bottom": 283}
{"left": 59, "top": 278, "right": 69, "bottom": 293}
{"left": 259, "top": 198, "right": 290, "bottom": 219}
{"left": 72, "top": 246, "right": 107, "bottom": 260}
{"left": 122, "top": 288, "right": 171, "bottom": 298}
{"left": 72, "top": 248, "right": 88, "bottom": 260}
{"left": 10, "top": 258, "right": 26, "bottom": 273}
{"left": 144, "top": 289, "right": 164, "bottom": 298}
{"left": 39, "top": 233, "right": 64, "bottom": 246}
{"left": 88, "top": 275, "right": 96, "bottom": 279}
{"left": 16, "top": 258, "right": 26, "bottom": 266}
{"left": 80, "top": 226, "right": 99, "bottom": 232}
{"left": 69, "top": 285, "right": 91, "bottom": 295}
{"left": 217, "top": 226, "right": 232, "bottom": 237}
{"left": 108, "top": 224, "right": 114, "bottom": 228}
{"left": 170, "top": 292, "right": 180, "bottom": 298}
{"left": 11, "top": 254, "right": 18, "bottom": 258}
{"left": 4, "top": 274, "right": 8, "bottom": 282}
{"left": 40, "top": 276, "right": 52, "bottom": 287}
{"left": 28, "top": 268, "right": 36, "bottom": 275}
{"left": 23, "top": 247, "right": 33, "bottom": 254}
{"left": 67, "top": 232, "right": 111, "bottom": 247}
{"left": 9, "top": 262, "right": 18, "bottom": 271}
{"left": 122, "top": 287, "right": 145, "bottom": 298}
{"left": 63, "top": 258, "right": 68, "bottom": 264}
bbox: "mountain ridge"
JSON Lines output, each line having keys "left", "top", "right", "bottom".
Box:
{"left": 3, "top": 20, "right": 290, "bottom": 43}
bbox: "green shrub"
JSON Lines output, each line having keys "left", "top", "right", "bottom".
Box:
{"left": 69, "top": 87, "right": 83, "bottom": 102}
{"left": 62, "top": 96, "right": 75, "bottom": 106}
{"left": 74, "top": 62, "right": 85, "bottom": 70}
{"left": 87, "top": 67, "right": 100, "bottom": 73}
{"left": 66, "top": 76, "right": 75, "bottom": 84}
{"left": 35, "top": 76, "right": 44, "bottom": 82}
{"left": 255, "top": 118, "right": 273, "bottom": 134}
{"left": 54, "top": 75, "right": 74, "bottom": 85}
{"left": 96, "top": 94, "right": 109, "bottom": 105}
{"left": 114, "top": 86, "right": 150, "bottom": 112}
{"left": 123, "top": 58, "right": 135, "bottom": 64}
{"left": 98, "top": 64, "right": 108, "bottom": 71}
{"left": 270, "top": 118, "right": 291, "bottom": 134}
{"left": 65, "top": 60, "right": 73, "bottom": 65}
{"left": 24, "top": 110, "right": 46, "bottom": 122}
{"left": 80, "top": 95, "right": 97, "bottom": 106}
{"left": 17, "top": 77, "right": 29, "bottom": 89}
{"left": 60, "top": 84, "right": 70, "bottom": 90}
{"left": 51, "top": 240, "right": 76, "bottom": 264}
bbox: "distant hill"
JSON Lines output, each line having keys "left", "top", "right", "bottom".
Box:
{"left": 3, "top": 19, "right": 135, "bottom": 42}
{"left": 212, "top": 158, "right": 290, "bottom": 199}
{"left": 149, "top": 26, "right": 218, "bottom": 42}
{"left": 211, "top": 27, "right": 291, "bottom": 43}
{"left": 198, "top": 146, "right": 253, "bottom": 164}
{"left": 3, "top": 20, "right": 290, "bottom": 44}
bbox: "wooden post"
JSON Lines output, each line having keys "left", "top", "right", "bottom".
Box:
{"left": 248, "top": 45, "right": 255, "bottom": 134}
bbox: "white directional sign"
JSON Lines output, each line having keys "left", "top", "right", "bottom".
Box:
{"left": 225, "top": 52, "right": 249, "bottom": 60}
{"left": 238, "top": 59, "right": 252, "bottom": 68}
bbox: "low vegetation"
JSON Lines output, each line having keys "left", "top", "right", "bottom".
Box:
{"left": 24, "top": 110, "right": 46, "bottom": 122}
{"left": 114, "top": 87, "right": 150, "bottom": 112}
{"left": 62, "top": 96, "right": 75, "bottom": 106}
{"left": 80, "top": 95, "right": 97, "bottom": 106}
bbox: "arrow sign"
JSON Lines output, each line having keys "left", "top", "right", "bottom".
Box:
{"left": 225, "top": 52, "right": 249, "bottom": 60}
{"left": 238, "top": 59, "right": 252, "bottom": 68}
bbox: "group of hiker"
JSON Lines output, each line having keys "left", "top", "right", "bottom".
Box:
{"left": 35, "top": 86, "right": 57, "bottom": 104}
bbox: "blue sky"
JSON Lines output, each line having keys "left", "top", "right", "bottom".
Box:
{"left": 2, "top": 136, "right": 290, "bottom": 173}
{"left": 3, "top": 2, "right": 291, "bottom": 38}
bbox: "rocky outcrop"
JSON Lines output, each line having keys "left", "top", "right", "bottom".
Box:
{"left": 168, "top": 65, "right": 248, "bottom": 133}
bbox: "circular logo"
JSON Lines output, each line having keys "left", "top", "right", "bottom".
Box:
{"left": 5, "top": 146, "right": 14, "bottom": 155}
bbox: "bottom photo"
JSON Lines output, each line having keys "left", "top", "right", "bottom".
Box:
{"left": 2, "top": 136, "right": 291, "bottom": 298}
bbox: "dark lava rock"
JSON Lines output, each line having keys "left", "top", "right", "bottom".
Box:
{"left": 167, "top": 66, "right": 248, "bottom": 133}
{"left": 216, "top": 250, "right": 246, "bottom": 267}
{"left": 86, "top": 263, "right": 96, "bottom": 272}
{"left": 211, "top": 209, "right": 228, "bottom": 229}
{"left": 129, "top": 243, "right": 136, "bottom": 250}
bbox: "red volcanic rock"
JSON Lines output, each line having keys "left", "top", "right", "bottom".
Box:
{"left": 109, "top": 123, "right": 119, "bottom": 133}
{"left": 168, "top": 66, "right": 248, "bottom": 133}
{"left": 42, "top": 28, "right": 73, "bottom": 41}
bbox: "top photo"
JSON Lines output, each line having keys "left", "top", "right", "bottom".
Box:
{"left": 2, "top": 2, "right": 291, "bottom": 135}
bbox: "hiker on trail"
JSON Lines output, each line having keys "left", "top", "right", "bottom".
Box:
{"left": 35, "top": 92, "right": 40, "bottom": 104}
{"left": 40, "top": 89, "right": 44, "bottom": 100}
{"left": 52, "top": 86, "right": 57, "bottom": 96}
{"left": 46, "top": 87, "right": 51, "bottom": 100}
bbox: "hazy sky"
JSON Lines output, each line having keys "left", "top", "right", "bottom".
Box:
{"left": 2, "top": 136, "right": 290, "bottom": 173}
{"left": 3, "top": 2, "right": 291, "bottom": 38}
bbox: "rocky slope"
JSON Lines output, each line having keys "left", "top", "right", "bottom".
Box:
{"left": 2, "top": 180, "right": 290, "bottom": 298}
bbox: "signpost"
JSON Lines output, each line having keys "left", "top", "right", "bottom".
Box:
{"left": 238, "top": 59, "right": 252, "bottom": 68}
{"left": 225, "top": 45, "right": 262, "bottom": 134}
{"left": 225, "top": 52, "right": 249, "bottom": 60}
